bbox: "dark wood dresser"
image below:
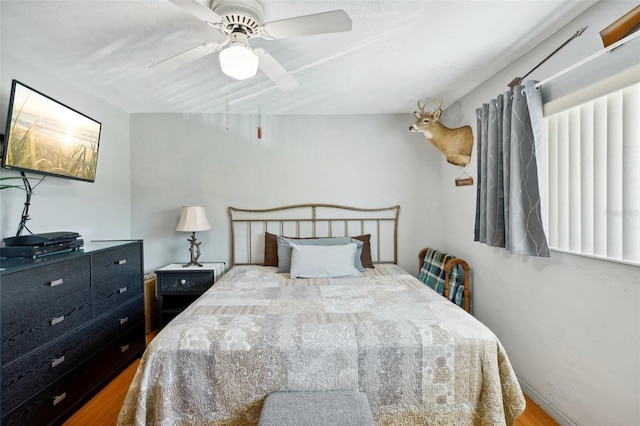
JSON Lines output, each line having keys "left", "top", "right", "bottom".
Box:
{"left": 0, "top": 240, "right": 145, "bottom": 425}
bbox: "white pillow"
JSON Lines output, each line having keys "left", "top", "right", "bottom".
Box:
{"left": 289, "top": 243, "right": 362, "bottom": 278}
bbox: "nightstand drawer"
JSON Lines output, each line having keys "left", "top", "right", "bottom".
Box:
{"left": 158, "top": 272, "right": 214, "bottom": 293}
{"left": 155, "top": 263, "right": 225, "bottom": 329}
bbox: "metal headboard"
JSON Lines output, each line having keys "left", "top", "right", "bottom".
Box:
{"left": 228, "top": 204, "right": 400, "bottom": 266}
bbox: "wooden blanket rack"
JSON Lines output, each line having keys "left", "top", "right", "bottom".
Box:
{"left": 418, "top": 248, "right": 471, "bottom": 313}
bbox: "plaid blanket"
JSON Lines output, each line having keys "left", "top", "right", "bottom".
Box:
{"left": 418, "top": 248, "right": 467, "bottom": 309}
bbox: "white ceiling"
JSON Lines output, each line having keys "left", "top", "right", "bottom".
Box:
{"left": 0, "top": 0, "right": 597, "bottom": 115}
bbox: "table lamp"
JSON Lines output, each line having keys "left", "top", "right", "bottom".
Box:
{"left": 176, "top": 205, "right": 212, "bottom": 267}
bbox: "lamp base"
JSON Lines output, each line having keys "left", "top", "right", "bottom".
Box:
{"left": 183, "top": 232, "right": 204, "bottom": 267}
{"left": 182, "top": 260, "right": 204, "bottom": 267}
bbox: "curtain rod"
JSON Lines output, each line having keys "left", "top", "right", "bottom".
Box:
{"left": 535, "top": 30, "right": 640, "bottom": 89}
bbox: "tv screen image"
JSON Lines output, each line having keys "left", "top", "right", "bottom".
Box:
{"left": 2, "top": 80, "right": 101, "bottom": 182}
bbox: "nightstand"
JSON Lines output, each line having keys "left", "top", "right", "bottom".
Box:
{"left": 155, "top": 262, "right": 225, "bottom": 329}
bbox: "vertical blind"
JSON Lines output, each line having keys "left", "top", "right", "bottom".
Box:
{"left": 545, "top": 82, "right": 640, "bottom": 263}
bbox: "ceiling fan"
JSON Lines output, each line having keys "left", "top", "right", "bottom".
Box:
{"left": 152, "top": 0, "right": 352, "bottom": 91}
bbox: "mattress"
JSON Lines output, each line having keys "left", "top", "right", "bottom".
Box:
{"left": 118, "top": 264, "right": 525, "bottom": 425}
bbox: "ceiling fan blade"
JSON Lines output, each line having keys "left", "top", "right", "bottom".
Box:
{"left": 262, "top": 10, "right": 352, "bottom": 39}
{"left": 255, "top": 49, "right": 299, "bottom": 91}
{"left": 151, "top": 43, "right": 222, "bottom": 72}
{"left": 168, "top": 0, "right": 222, "bottom": 24}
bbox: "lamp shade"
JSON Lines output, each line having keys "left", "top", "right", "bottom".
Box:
{"left": 176, "top": 206, "right": 212, "bottom": 232}
{"left": 219, "top": 43, "right": 259, "bottom": 80}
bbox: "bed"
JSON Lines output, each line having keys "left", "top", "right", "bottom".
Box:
{"left": 118, "top": 204, "right": 525, "bottom": 425}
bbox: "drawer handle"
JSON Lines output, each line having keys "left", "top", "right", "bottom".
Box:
{"left": 120, "top": 344, "right": 130, "bottom": 353}
{"left": 49, "top": 278, "right": 64, "bottom": 287}
{"left": 119, "top": 317, "right": 129, "bottom": 325}
{"left": 52, "top": 392, "right": 67, "bottom": 406}
{"left": 51, "top": 356, "right": 66, "bottom": 368}
{"left": 115, "top": 259, "right": 127, "bottom": 265}
{"left": 180, "top": 279, "right": 187, "bottom": 285}
{"left": 117, "top": 286, "right": 128, "bottom": 294}
{"left": 50, "top": 315, "right": 65, "bottom": 326}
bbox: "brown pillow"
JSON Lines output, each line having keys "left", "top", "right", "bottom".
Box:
{"left": 263, "top": 232, "right": 374, "bottom": 268}
{"left": 352, "top": 234, "right": 374, "bottom": 268}
{"left": 264, "top": 232, "right": 279, "bottom": 266}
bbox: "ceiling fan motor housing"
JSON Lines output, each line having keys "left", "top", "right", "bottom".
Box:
{"left": 211, "top": 0, "right": 264, "bottom": 37}
{"left": 157, "top": 0, "right": 351, "bottom": 90}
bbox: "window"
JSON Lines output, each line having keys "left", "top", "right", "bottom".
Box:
{"left": 544, "top": 82, "right": 639, "bottom": 264}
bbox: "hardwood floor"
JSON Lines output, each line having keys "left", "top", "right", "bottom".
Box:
{"left": 64, "top": 352, "right": 558, "bottom": 425}
{"left": 63, "top": 360, "right": 140, "bottom": 426}
{"left": 516, "top": 395, "right": 559, "bottom": 426}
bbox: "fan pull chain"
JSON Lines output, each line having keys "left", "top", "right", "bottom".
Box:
{"left": 257, "top": 72, "right": 262, "bottom": 139}
{"left": 258, "top": 103, "right": 262, "bottom": 139}
{"left": 225, "top": 75, "right": 230, "bottom": 132}
{"left": 226, "top": 91, "right": 230, "bottom": 132}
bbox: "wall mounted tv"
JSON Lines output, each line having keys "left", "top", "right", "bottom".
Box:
{"left": 1, "top": 79, "right": 101, "bottom": 182}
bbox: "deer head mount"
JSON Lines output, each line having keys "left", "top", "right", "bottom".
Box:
{"left": 409, "top": 97, "right": 473, "bottom": 167}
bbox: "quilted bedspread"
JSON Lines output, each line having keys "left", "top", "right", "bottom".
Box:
{"left": 118, "top": 265, "right": 525, "bottom": 425}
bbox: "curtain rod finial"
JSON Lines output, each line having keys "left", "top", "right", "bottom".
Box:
{"left": 508, "top": 77, "right": 522, "bottom": 90}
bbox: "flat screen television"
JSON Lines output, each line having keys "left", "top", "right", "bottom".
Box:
{"left": 1, "top": 79, "right": 101, "bottom": 182}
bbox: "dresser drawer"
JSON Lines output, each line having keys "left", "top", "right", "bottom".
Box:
{"left": 2, "top": 289, "right": 92, "bottom": 364}
{"left": 91, "top": 244, "right": 143, "bottom": 316}
{"left": 2, "top": 256, "right": 91, "bottom": 321}
{"left": 92, "top": 280, "right": 142, "bottom": 318}
{"left": 87, "top": 321, "right": 146, "bottom": 382}
{"left": 91, "top": 295, "right": 145, "bottom": 353}
{"left": 2, "top": 295, "right": 144, "bottom": 413}
{"left": 2, "top": 363, "right": 93, "bottom": 426}
{"left": 91, "top": 244, "right": 141, "bottom": 287}
{"left": 0, "top": 323, "right": 144, "bottom": 426}
{"left": 3, "top": 325, "right": 88, "bottom": 414}
{"left": 158, "top": 271, "right": 215, "bottom": 293}
{"left": 81, "top": 294, "right": 144, "bottom": 359}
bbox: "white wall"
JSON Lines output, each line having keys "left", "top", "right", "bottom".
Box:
{"left": 0, "top": 53, "right": 132, "bottom": 242}
{"left": 439, "top": 2, "right": 640, "bottom": 425}
{"left": 130, "top": 112, "right": 442, "bottom": 274}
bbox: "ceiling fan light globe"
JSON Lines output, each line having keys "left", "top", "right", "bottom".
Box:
{"left": 219, "top": 44, "right": 259, "bottom": 80}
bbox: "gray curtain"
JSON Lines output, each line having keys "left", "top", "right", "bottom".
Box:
{"left": 474, "top": 80, "right": 550, "bottom": 257}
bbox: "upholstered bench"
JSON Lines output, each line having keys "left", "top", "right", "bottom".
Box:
{"left": 259, "top": 391, "right": 375, "bottom": 426}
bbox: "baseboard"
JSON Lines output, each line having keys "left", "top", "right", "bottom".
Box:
{"left": 518, "top": 376, "right": 578, "bottom": 426}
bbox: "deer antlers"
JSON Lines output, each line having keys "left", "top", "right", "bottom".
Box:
{"left": 417, "top": 97, "right": 443, "bottom": 113}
